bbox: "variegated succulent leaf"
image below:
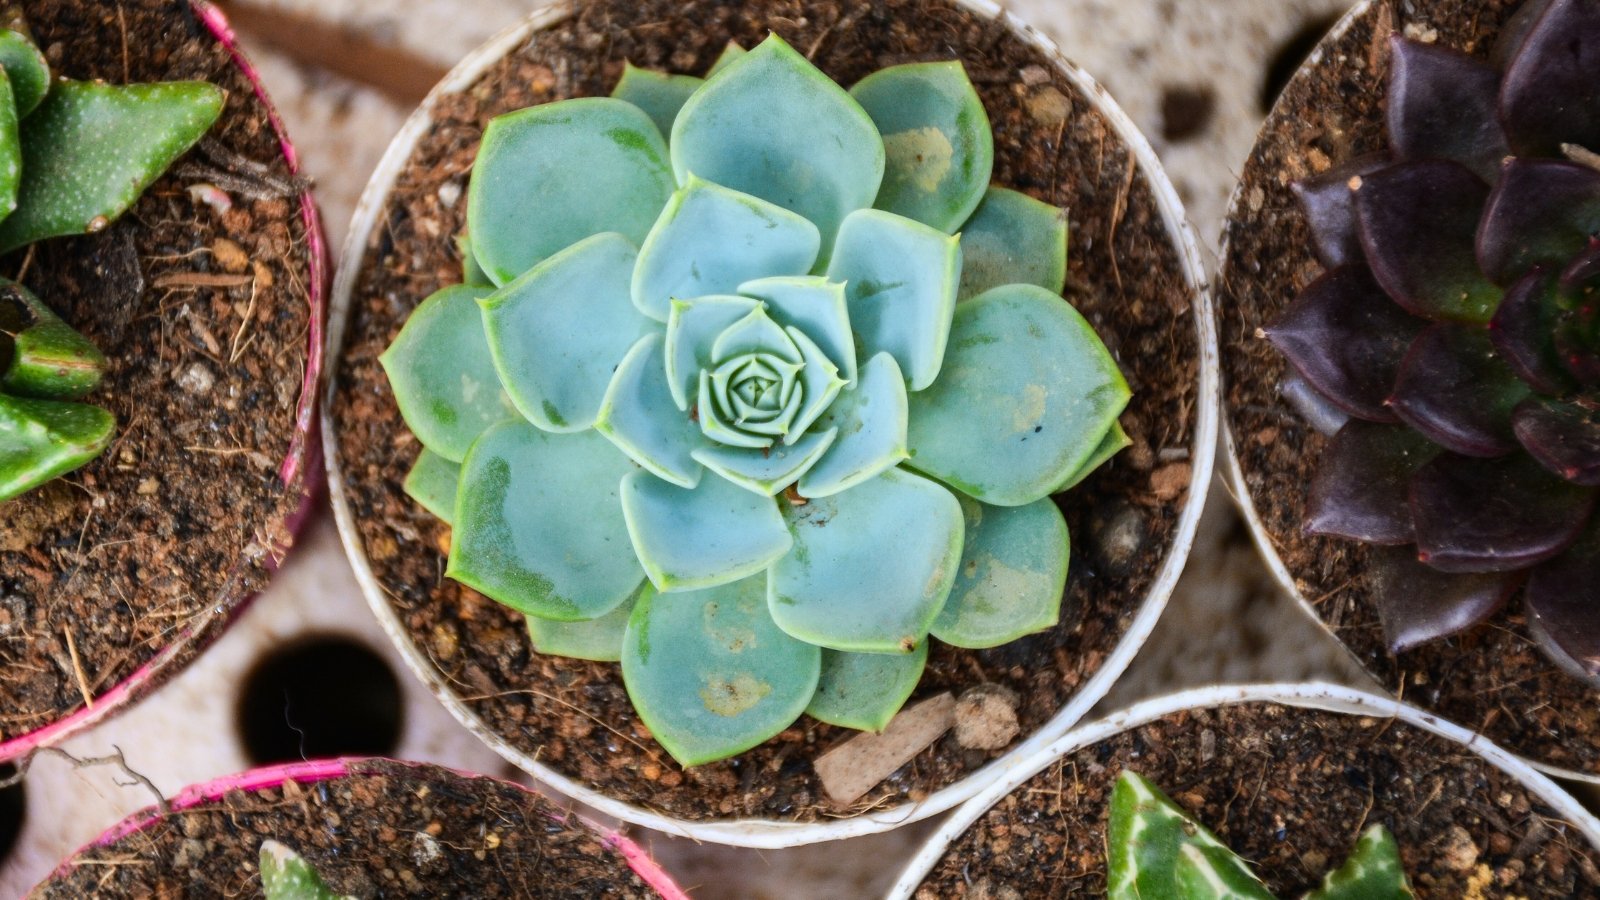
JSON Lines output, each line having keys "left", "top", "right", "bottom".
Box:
{"left": 259, "top": 840, "right": 356, "bottom": 900}
{"left": 1303, "top": 825, "right": 1414, "bottom": 900}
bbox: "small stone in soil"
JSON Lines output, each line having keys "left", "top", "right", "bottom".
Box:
{"left": 953, "top": 685, "right": 1020, "bottom": 751}
{"left": 814, "top": 692, "right": 956, "bottom": 806}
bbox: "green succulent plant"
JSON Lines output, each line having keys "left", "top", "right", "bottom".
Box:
{"left": 382, "top": 35, "right": 1130, "bottom": 765}
{"left": 260, "top": 840, "right": 353, "bottom": 900}
{"left": 0, "top": 16, "right": 223, "bottom": 501}
{"left": 1107, "top": 771, "right": 1413, "bottom": 900}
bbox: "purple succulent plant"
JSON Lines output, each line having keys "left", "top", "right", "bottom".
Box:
{"left": 1266, "top": 0, "right": 1600, "bottom": 684}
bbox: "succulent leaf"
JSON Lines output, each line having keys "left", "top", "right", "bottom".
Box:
{"left": 1491, "top": 267, "right": 1573, "bottom": 394}
{"left": 849, "top": 61, "right": 993, "bottom": 233}
{"left": 1306, "top": 422, "right": 1439, "bottom": 545}
{"left": 806, "top": 644, "right": 927, "bottom": 732}
{"left": 1513, "top": 395, "right": 1600, "bottom": 485}
{"left": 692, "top": 427, "right": 837, "bottom": 496}
{"left": 783, "top": 325, "right": 848, "bottom": 440}
{"left": 402, "top": 449, "right": 461, "bottom": 524}
{"left": 0, "top": 280, "right": 105, "bottom": 400}
{"left": 1291, "top": 155, "right": 1390, "bottom": 270}
{"left": 1499, "top": 0, "right": 1600, "bottom": 156}
{"left": 595, "top": 334, "right": 709, "bottom": 487}
{"left": 931, "top": 494, "right": 1068, "bottom": 649}
{"left": 526, "top": 587, "right": 641, "bottom": 662}
{"left": 259, "top": 841, "right": 352, "bottom": 900}
{"left": 1476, "top": 159, "right": 1600, "bottom": 284}
{"left": 611, "top": 63, "right": 703, "bottom": 138}
{"left": 621, "top": 577, "right": 821, "bottom": 767}
{"left": 0, "top": 393, "right": 114, "bottom": 501}
{"left": 797, "top": 351, "right": 910, "bottom": 498}
{"left": 955, "top": 186, "right": 1068, "bottom": 300}
{"left": 1410, "top": 451, "right": 1597, "bottom": 573}
{"left": 1370, "top": 546, "right": 1519, "bottom": 652}
{"left": 0, "top": 68, "right": 19, "bottom": 219}
{"left": 456, "top": 231, "right": 493, "bottom": 287}
{"left": 466, "top": 98, "right": 673, "bottom": 285}
{"left": 1280, "top": 373, "right": 1353, "bottom": 438}
{"left": 1170, "top": 845, "right": 1279, "bottom": 900}
{"left": 739, "top": 275, "right": 857, "bottom": 384}
{"left": 706, "top": 42, "right": 747, "bottom": 77}
{"left": 620, "top": 468, "right": 792, "bottom": 592}
{"left": 1106, "top": 771, "right": 1273, "bottom": 900}
{"left": 664, "top": 295, "right": 761, "bottom": 410}
{"left": 0, "top": 28, "right": 49, "bottom": 117}
{"left": 906, "top": 284, "right": 1129, "bottom": 506}
{"left": 1388, "top": 323, "right": 1531, "bottom": 457}
{"left": 1525, "top": 519, "right": 1600, "bottom": 684}
{"left": 1302, "top": 825, "right": 1414, "bottom": 900}
{"left": 1052, "top": 419, "right": 1132, "bottom": 492}
{"left": 1386, "top": 37, "right": 1509, "bottom": 181}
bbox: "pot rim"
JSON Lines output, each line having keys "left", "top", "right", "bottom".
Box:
{"left": 887, "top": 680, "right": 1600, "bottom": 899}
{"left": 323, "top": 0, "right": 1218, "bottom": 848}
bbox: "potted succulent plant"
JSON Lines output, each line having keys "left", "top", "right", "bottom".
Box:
{"left": 327, "top": 0, "right": 1215, "bottom": 845}
{"left": 888, "top": 682, "right": 1600, "bottom": 898}
{"left": 0, "top": 1, "right": 324, "bottom": 760}
{"left": 27, "top": 758, "right": 686, "bottom": 898}
{"left": 1219, "top": 0, "right": 1600, "bottom": 779}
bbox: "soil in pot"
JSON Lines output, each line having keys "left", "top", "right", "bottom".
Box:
{"left": 914, "top": 700, "right": 1600, "bottom": 897}
{"left": 31, "top": 759, "right": 657, "bottom": 898}
{"left": 1218, "top": 0, "right": 1600, "bottom": 775}
{"left": 0, "top": 1, "right": 313, "bottom": 742}
{"left": 332, "top": 0, "right": 1200, "bottom": 822}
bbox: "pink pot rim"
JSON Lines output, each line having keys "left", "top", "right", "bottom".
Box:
{"left": 0, "top": 0, "right": 328, "bottom": 764}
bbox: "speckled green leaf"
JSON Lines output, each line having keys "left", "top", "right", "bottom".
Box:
{"left": 907, "top": 285, "right": 1129, "bottom": 506}
{"left": 526, "top": 587, "right": 641, "bottom": 662}
{"left": 1171, "top": 844, "right": 1278, "bottom": 900}
{"left": 611, "top": 63, "right": 703, "bottom": 138}
{"left": 466, "top": 98, "right": 673, "bottom": 285}
{"left": 706, "top": 42, "right": 746, "bottom": 78}
{"left": 0, "top": 29, "right": 49, "bottom": 117}
{"left": 448, "top": 421, "right": 643, "bottom": 621}
{"left": 620, "top": 468, "right": 792, "bottom": 592}
{"left": 402, "top": 448, "right": 460, "bottom": 524}
{"left": 0, "top": 80, "right": 223, "bottom": 253}
{"left": 850, "top": 61, "right": 992, "bottom": 233}
{"left": 932, "top": 495, "right": 1068, "bottom": 648}
{"left": 622, "top": 576, "right": 820, "bottom": 766}
{"left": 0, "top": 393, "right": 113, "bottom": 502}
{"left": 596, "top": 334, "right": 709, "bottom": 487}
{"left": 1107, "top": 771, "right": 1273, "bottom": 900}
{"left": 0, "top": 69, "right": 19, "bottom": 220}
{"left": 1, "top": 280, "right": 104, "bottom": 400}
{"left": 260, "top": 841, "right": 352, "bottom": 900}
{"left": 956, "top": 187, "right": 1068, "bottom": 301}
{"left": 798, "top": 351, "right": 909, "bottom": 498}
{"left": 1305, "top": 825, "right": 1414, "bottom": 900}
{"left": 805, "top": 644, "right": 926, "bottom": 732}
{"left": 1052, "top": 419, "right": 1131, "bottom": 492}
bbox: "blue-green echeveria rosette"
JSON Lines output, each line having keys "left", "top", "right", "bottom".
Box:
{"left": 380, "top": 35, "right": 1132, "bottom": 767}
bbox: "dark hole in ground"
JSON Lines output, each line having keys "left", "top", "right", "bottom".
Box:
{"left": 237, "top": 635, "right": 404, "bottom": 764}
{"left": 0, "top": 763, "right": 24, "bottom": 869}
{"left": 1261, "top": 13, "right": 1345, "bottom": 113}
{"left": 1160, "top": 85, "right": 1216, "bottom": 142}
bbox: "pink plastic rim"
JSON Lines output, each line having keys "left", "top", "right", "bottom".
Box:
{"left": 0, "top": 0, "right": 328, "bottom": 763}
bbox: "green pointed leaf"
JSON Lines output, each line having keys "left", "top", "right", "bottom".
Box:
{"left": 622, "top": 577, "right": 820, "bottom": 766}
{"left": 402, "top": 448, "right": 461, "bottom": 524}
{"left": 907, "top": 284, "right": 1130, "bottom": 506}
{"left": 932, "top": 495, "right": 1068, "bottom": 649}
{"left": 0, "top": 29, "right": 50, "bottom": 117}
{"left": 1052, "top": 419, "right": 1131, "bottom": 492}
{"left": 1171, "top": 844, "right": 1278, "bottom": 900}
{"left": 0, "top": 80, "right": 224, "bottom": 253}
{"left": 596, "top": 334, "right": 709, "bottom": 487}
{"left": 713, "top": 305, "right": 802, "bottom": 362}
{"left": 379, "top": 284, "right": 513, "bottom": 462}
{"left": 260, "top": 840, "right": 353, "bottom": 900}
{"left": 827, "top": 209, "right": 960, "bottom": 391}
{"left": 665, "top": 295, "right": 760, "bottom": 410}
{"left": 1, "top": 280, "right": 105, "bottom": 400}
{"left": 706, "top": 42, "right": 747, "bottom": 78}
{"left": 633, "top": 175, "right": 820, "bottom": 321}
{"left": 480, "top": 232, "right": 655, "bottom": 433}
{"left": 798, "top": 352, "right": 910, "bottom": 498}
{"left": 692, "top": 427, "right": 837, "bottom": 496}
{"left": 1305, "top": 825, "right": 1414, "bottom": 900}
{"left": 620, "top": 468, "right": 793, "bottom": 592}
{"left": 739, "top": 276, "right": 856, "bottom": 383}
{"left": 850, "top": 61, "right": 993, "bottom": 233}
{"left": 611, "top": 63, "right": 703, "bottom": 138}
{"left": 957, "top": 187, "right": 1068, "bottom": 301}
{"left": 805, "top": 645, "right": 927, "bottom": 732}
{"left": 466, "top": 97, "right": 673, "bottom": 285}
{"left": 448, "top": 421, "right": 643, "bottom": 621}
{"left": 770, "top": 468, "right": 962, "bottom": 652}
{"left": 783, "top": 326, "right": 846, "bottom": 441}
{"left": 0, "top": 69, "right": 19, "bottom": 220}
{"left": 671, "top": 34, "right": 884, "bottom": 268}
{"left": 0, "top": 393, "right": 113, "bottom": 501}
{"left": 1107, "top": 771, "right": 1273, "bottom": 900}
{"left": 526, "top": 586, "right": 641, "bottom": 662}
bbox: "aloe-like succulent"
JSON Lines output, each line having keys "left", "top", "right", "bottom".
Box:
{"left": 0, "top": 17, "right": 223, "bottom": 501}
{"left": 382, "top": 35, "right": 1131, "bottom": 765}
{"left": 260, "top": 840, "right": 353, "bottom": 900}
{"left": 1266, "top": 0, "right": 1600, "bottom": 682}
{"left": 1106, "top": 770, "right": 1413, "bottom": 900}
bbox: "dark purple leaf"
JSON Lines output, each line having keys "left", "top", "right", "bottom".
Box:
{"left": 1490, "top": 267, "right": 1573, "bottom": 394}
{"left": 1307, "top": 422, "right": 1440, "bottom": 544}
{"left": 1369, "top": 546, "right": 1520, "bottom": 652}
{"left": 1553, "top": 286, "right": 1600, "bottom": 386}
{"left": 1493, "top": 0, "right": 1560, "bottom": 68}
{"left": 1525, "top": 519, "right": 1600, "bottom": 685}
{"left": 1386, "top": 36, "right": 1510, "bottom": 181}
{"left": 1356, "top": 160, "right": 1501, "bottom": 322}
{"left": 1501, "top": 0, "right": 1600, "bottom": 156}
{"left": 1389, "top": 323, "right": 1532, "bottom": 456}
{"left": 1280, "top": 372, "right": 1351, "bottom": 437}
{"left": 1291, "top": 154, "right": 1391, "bottom": 268}
{"left": 1411, "top": 451, "right": 1598, "bottom": 573}
{"left": 1476, "top": 160, "right": 1600, "bottom": 284}
{"left": 1515, "top": 396, "right": 1600, "bottom": 485}
{"left": 1263, "top": 265, "right": 1426, "bottom": 422}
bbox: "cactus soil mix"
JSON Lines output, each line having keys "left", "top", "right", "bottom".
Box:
{"left": 1219, "top": 0, "right": 1600, "bottom": 775}
{"left": 914, "top": 701, "right": 1600, "bottom": 897}
{"left": 0, "top": 2, "right": 312, "bottom": 742}
{"left": 31, "top": 760, "right": 656, "bottom": 897}
{"left": 334, "top": 0, "right": 1201, "bottom": 821}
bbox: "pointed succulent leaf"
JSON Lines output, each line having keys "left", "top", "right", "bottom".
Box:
{"left": 1291, "top": 154, "right": 1390, "bottom": 269}
{"left": 379, "top": 284, "right": 512, "bottom": 462}
{"left": 0, "top": 80, "right": 223, "bottom": 252}
{"left": 1493, "top": 0, "right": 1561, "bottom": 68}
{"left": 0, "top": 29, "right": 49, "bottom": 117}
{"left": 1052, "top": 419, "right": 1132, "bottom": 492}
{"left": 931, "top": 494, "right": 1068, "bottom": 649}
{"left": 1385, "top": 37, "right": 1509, "bottom": 181}
{"left": 827, "top": 209, "right": 960, "bottom": 390}
{"left": 1500, "top": 0, "right": 1600, "bottom": 156}
{"left": 1410, "top": 451, "right": 1597, "bottom": 573}
{"left": 739, "top": 276, "right": 856, "bottom": 384}
{"left": 1263, "top": 265, "right": 1424, "bottom": 423}
{"left": 1389, "top": 324, "right": 1530, "bottom": 457}
{"left": 1514, "top": 396, "right": 1600, "bottom": 486}
{"left": 0, "top": 281, "right": 105, "bottom": 400}
{"left": 595, "top": 334, "right": 708, "bottom": 488}
{"left": 1303, "top": 825, "right": 1414, "bottom": 900}
{"left": 0, "top": 69, "right": 18, "bottom": 219}
{"left": 907, "top": 285, "right": 1130, "bottom": 506}
{"left": 466, "top": 98, "right": 673, "bottom": 285}
{"left": 769, "top": 468, "right": 962, "bottom": 653}
{"left": 526, "top": 587, "right": 641, "bottom": 662}
{"left": 1280, "top": 372, "right": 1352, "bottom": 439}
{"left": 712, "top": 304, "right": 801, "bottom": 361}
{"left": 956, "top": 186, "right": 1067, "bottom": 301}
{"left": 632, "top": 176, "right": 821, "bottom": 321}
{"left": 259, "top": 841, "right": 352, "bottom": 900}
{"left": 1526, "top": 519, "right": 1600, "bottom": 685}
{"left": 806, "top": 644, "right": 927, "bottom": 732}
{"left": 621, "top": 577, "right": 820, "bottom": 766}
{"left": 1171, "top": 845, "right": 1279, "bottom": 900}
{"left": 783, "top": 326, "right": 846, "bottom": 441}
{"left": 402, "top": 449, "right": 461, "bottom": 524}
{"left": 1355, "top": 160, "right": 1500, "bottom": 323}
{"left": 692, "top": 428, "right": 837, "bottom": 496}
{"left": 448, "top": 422, "right": 643, "bottom": 621}
{"left": 698, "top": 368, "right": 777, "bottom": 449}
{"left": 620, "top": 468, "right": 792, "bottom": 592}
{"left": 707, "top": 42, "right": 747, "bottom": 78}
{"left": 664, "top": 295, "right": 760, "bottom": 410}
{"left": 611, "top": 63, "right": 703, "bottom": 138}
{"left": 481, "top": 233, "right": 655, "bottom": 433}
{"left": 849, "top": 61, "right": 993, "bottom": 232}
{"left": 1106, "top": 771, "right": 1273, "bottom": 900}
{"left": 670, "top": 34, "right": 884, "bottom": 267}
{"left": 1306, "top": 422, "right": 1439, "bottom": 545}
{"left": 0, "top": 394, "right": 113, "bottom": 501}
{"left": 798, "top": 352, "right": 910, "bottom": 498}
{"left": 1369, "top": 546, "right": 1518, "bottom": 652}
{"left": 1477, "top": 160, "right": 1600, "bottom": 284}
{"left": 1491, "top": 267, "right": 1573, "bottom": 395}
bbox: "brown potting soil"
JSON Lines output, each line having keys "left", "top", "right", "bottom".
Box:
{"left": 0, "top": 2, "right": 312, "bottom": 740}
{"left": 332, "top": 0, "right": 1200, "bottom": 821}
{"left": 30, "top": 760, "right": 655, "bottom": 898}
{"left": 915, "top": 701, "right": 1600, "bottom": 897}
{"left": 1218, "top": 0, "right": 1600, "bottom": 774}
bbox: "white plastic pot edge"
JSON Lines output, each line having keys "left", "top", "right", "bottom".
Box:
{"left": 323, "top": 0, "right": 1219, "bottom": 848}
{"left": 887, "top": 680, "right": 1600, "bottom": 899}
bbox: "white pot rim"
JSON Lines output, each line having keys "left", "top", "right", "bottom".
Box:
{"left": 323, "top": 0, "right": 1219, "bottom": 848}
{"left": 887, "top": 680, "right": 1600, "bottom": 899}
